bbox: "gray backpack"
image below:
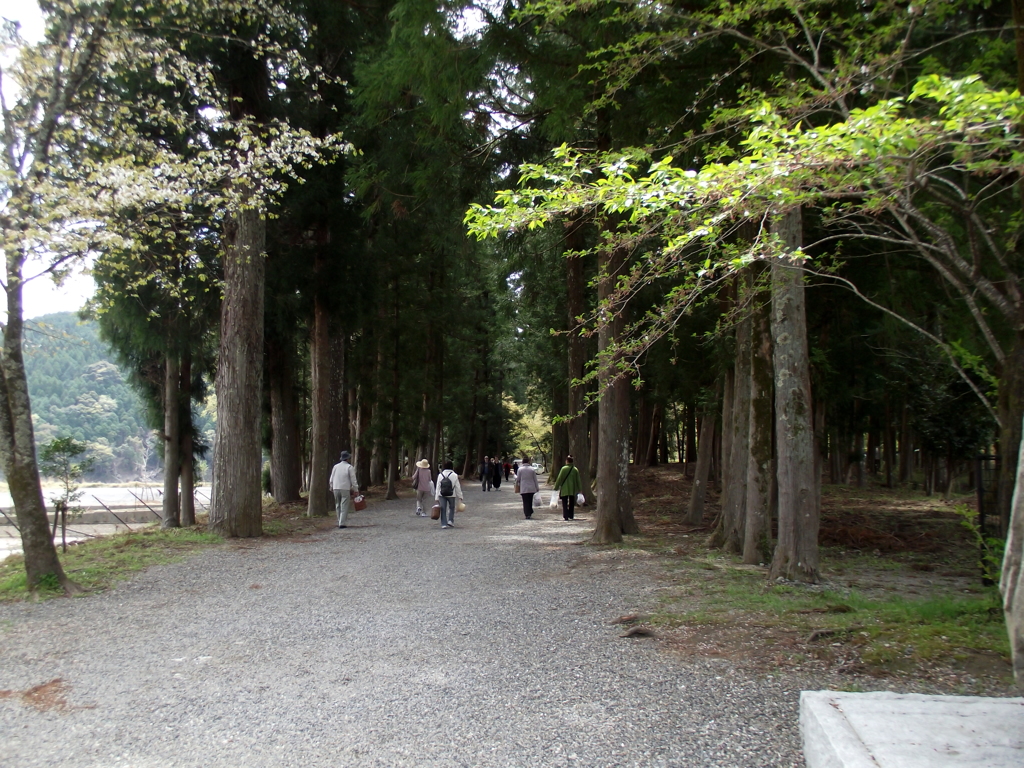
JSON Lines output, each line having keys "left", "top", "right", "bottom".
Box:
{"left": 439, "top": 471, "right": 454, "bottom": 497}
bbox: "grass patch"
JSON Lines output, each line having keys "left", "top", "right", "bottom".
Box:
{"left": 656, "top": 554, "right": 1009, "bottom": 673}
{"left": 0, "top": 526, "right": 223, "bottom": 601}
{"left": 853, "top": 594, "right": 1008, "bottom": 665}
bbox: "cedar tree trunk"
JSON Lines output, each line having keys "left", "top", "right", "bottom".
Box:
{"left": 210, "top": 204, "right": 266, "bottom": 537}
{"left": 768, "top": 208, "right": 820, "bottom": 582}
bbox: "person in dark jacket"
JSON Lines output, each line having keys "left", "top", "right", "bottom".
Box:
{"left": 479, "top": 456, "right": 492, "bottom": 491}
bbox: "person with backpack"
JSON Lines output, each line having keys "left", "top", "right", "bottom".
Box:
{"left": 553, "top": 454, "right": 583, "bottom": 520}
{"left": 434, "top": 460, "right": 464, "bottom": 529}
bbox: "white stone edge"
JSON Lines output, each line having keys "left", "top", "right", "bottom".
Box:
{"left": 800, "top": 690, "right": 881, "bottom": 768}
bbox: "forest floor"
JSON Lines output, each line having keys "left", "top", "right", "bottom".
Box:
{"left": 626, "top": 464, "right": 1015, "bottom": 696}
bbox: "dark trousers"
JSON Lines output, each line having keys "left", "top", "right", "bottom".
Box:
{"left": 560, "top": 495, "right": 576, "bottom": 520}
{"left": 521, "top": 493, "right": 535, "bottom": 518}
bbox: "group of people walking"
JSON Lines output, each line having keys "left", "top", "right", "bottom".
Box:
{"left": 411, "top": 457, "right": 464, "bottom": 529}
{"left": 329, "top": 451, "right": 585, "bottom": 530}
{"left": 478, "top": 456, "right": 512, "bottom": 491}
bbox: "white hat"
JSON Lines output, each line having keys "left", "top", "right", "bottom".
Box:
{"left": 416, "top": 458, "right": 430, "bottom": 469}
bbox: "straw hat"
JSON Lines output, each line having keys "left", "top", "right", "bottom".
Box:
{"left": 416, "top": 458, "right": 430, "bottom": 469}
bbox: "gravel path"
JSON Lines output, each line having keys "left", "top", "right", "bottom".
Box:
{"left": 1, "top": 479, "right": 804, "bottom": 767}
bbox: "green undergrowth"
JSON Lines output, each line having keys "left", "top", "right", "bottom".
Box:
{"left": 652, "top": 553, "right": 1009, "bottom": 672}
{"left": 0, "top": 527, "right": 223, "bottom": 601}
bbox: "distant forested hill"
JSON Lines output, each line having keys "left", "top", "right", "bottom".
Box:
{"left": 24, "top": 312, "right": 156, "bottom": 481}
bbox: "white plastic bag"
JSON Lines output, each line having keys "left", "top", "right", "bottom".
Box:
{"left": 532, "top": 493, "right": 542, "bottom": 508}
{"left": 549, "top": 491, "right": 559, "bottom": 508}
{"left": 577, "top": 492, "right": 586, "bottom": 506}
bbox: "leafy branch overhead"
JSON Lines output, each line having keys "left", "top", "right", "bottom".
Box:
{"left": 466, "top": 75, "right": 1024, "bottom": 394}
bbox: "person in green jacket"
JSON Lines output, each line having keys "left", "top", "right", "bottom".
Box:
{"left": 553, "top": 455, "right": 583, "bottom": 520}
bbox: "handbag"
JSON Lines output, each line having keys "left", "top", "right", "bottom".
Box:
{"left": 430, "top": 503, "right": 441, "bottom": 520}
{"left": 514, "top": 481, "right": 520, "bottom": 494}
{"left": 352, "top": 494, "right": 367, "bottom": 511}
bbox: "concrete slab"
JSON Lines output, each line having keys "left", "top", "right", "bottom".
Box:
{"left": 801, "top": 690, "right": 1024, "bottom": 768}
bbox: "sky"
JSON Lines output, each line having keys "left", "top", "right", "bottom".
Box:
{"left": 1, "top": 0, "right": 96, "bottom": 319}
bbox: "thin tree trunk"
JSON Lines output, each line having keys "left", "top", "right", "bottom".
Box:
{"left": 355, "top": 384, "right": 371, "bottom": 490}
{"left": 567, "top": 246, "right": 595, "bottom": 504}
{"left": 634, "top": 394, "right": 650, "bottom": 465}
{"left": 645, "top": 402, "right": 662, "bottom": 466}
{"left": 210, "top": 202, "right": 266, "bottom": 537}
{"left": 370, "top": 432, "right": 385, "bottom": 486}
{"left": 768, "top": 207, "right": 820, "bottom": 583}
{"left": 743, "top": 279, "right": 773, "bottom": 564}
{"left": 307, "top": 291, "right": 331, "bottom": 517}
{"left": 162, "top": 350, "right": 181, "bottom": 528}
{"left": 866, "top": 427, "right": 879, "bottom": 477}
{"left": 326, "top": 330, "right": 347, "bottom": 512}
{"left": 686, "top": 404, "right": 697, "bottom": 469}
{"left": 829, "top": 429, "right": 842, "bottom": 485}
{"left": 719, "top": 362, "right": 735, "bottom": 496}
{"left": 268, "top": 339, "right": 302, "bottom": 504}
{"left": 0, "top": 249, "right": 72, "bottom": 590}
{"left": 899, "top": 404, "right": 912, "bottom": 484}
{"left": 711, "top": 275, "right": 751, "bottom": 553}
{"left": 658, "top": 407, "right": 669, "bottom": 464}
{"left": 687, "top": 409, "right": 717, "bottom": 526}
{"left": 552, "top": 380, "right": 569, "bottom": 468}
{"left": 180, "top": 345, "right": 195, "bottom": 527}
{"left": 883, "top": 400, "right": 896, "bottom": 489}
{"left": 386, "top": 279, "right": 401, "bottom": 501}
{"left": 462, "top": 363, "right": 480, "bottom": 477}
{"left": 854, "top": 432, "right": 865, "bottom": 488}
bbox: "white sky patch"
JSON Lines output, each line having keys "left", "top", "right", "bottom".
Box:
{"left": 19, "top": 265, "right": 97, "bottom": 319}
{"left": 454, "top": 6, "right": 486, "bottom": 40}
{"left": 0, "top": 0, "right": 42, "bottom": 42}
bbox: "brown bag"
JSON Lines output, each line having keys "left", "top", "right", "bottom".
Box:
{"left": 430, "top": 503, "right": 441, "bottom": 520}
{"left": 352, "top": 494, "right": 367, "bottom": 511}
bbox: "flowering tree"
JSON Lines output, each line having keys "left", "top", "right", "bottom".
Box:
{"left": 0, "top": 0, "right": 345, "bottom": 591}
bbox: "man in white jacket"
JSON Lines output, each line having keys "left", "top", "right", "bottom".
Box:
{"left": 433, "top": 460, "right": 464, "bottom": 529}
{"left": 329, "top": 450, "right": 359, "bottom": 529}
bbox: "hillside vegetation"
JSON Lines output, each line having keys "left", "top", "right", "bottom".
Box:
{"left": 24, "top": 312, "right": 154, "bottom": 482}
